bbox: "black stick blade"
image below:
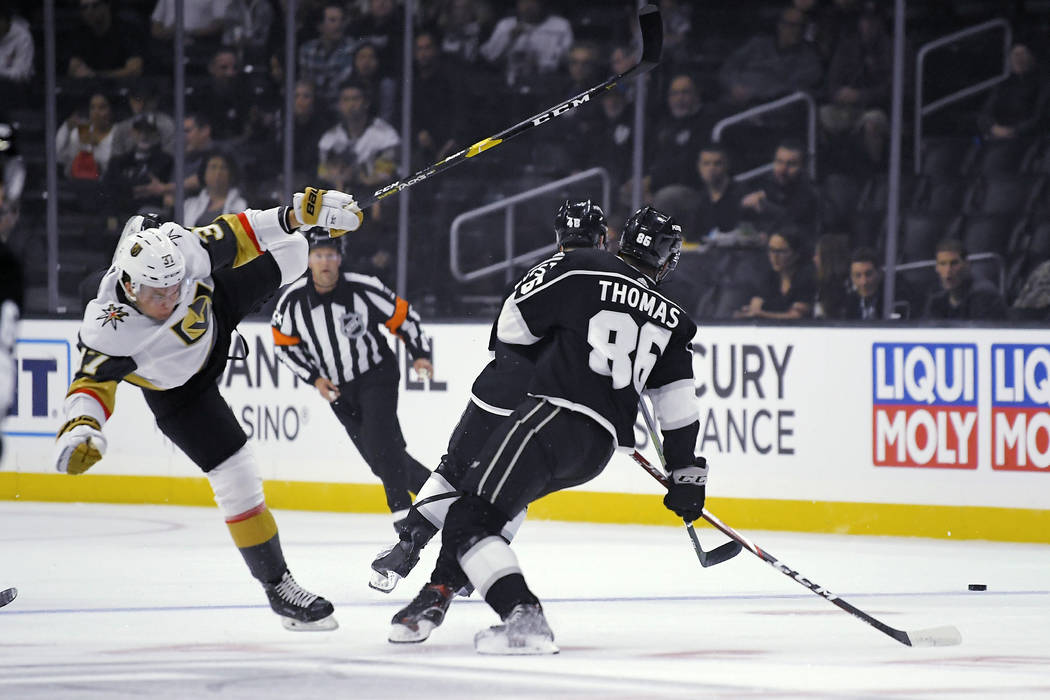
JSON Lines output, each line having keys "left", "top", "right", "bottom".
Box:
{"left": 0, "top": 587, "right": 17, "bottom": 608}
{"left": 700, "top": 541, "right": 744, "bottom": 568}
{"left": 637, "top": 4, "right": 664, "bottom": 68}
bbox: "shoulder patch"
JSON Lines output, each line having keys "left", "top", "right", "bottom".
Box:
{"left": 96, "top": 303, "right": 130, "bottom": 330}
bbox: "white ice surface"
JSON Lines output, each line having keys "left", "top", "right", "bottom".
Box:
{"left": 1, "top": 501, "right": 1048, "bottom": 699}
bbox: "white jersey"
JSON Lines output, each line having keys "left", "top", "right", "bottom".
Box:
{"left": 63, "top": 207, "right": 295, "bottom": 425}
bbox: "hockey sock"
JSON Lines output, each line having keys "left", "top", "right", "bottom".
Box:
{"left": 484, "top": 574, "right": 539, "bottom": 620}
{"left": 227, "top": 503, "right": 288, "bottom": 583}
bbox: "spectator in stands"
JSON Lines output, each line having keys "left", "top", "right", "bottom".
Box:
{"left": 190, "top": 47, "right": 265, "bottom": 145}
{"left": 56, "top": 93, "right": 116, "bottom": 181}
{"left": 317, "top": 80, "right": 400, "bottom": 195}
{"left": 64, "top": 0, "right": 145, "bottom": 80}
{"left": 283, "top": 79, "right": 331, "bottom": 191}
{"left": 842, "top": 246, "right": 896, "bottom": 320}
{"left": 657, "top": 0, "right": 694, "bottom": 69}
{"left": 717, "top": 5, "right": 822, "bottom": 109}
{"left": 693, "top": 143, "right": 742, "bottom": 240}
{"left": 111, "top": 82, "right": 176, "bottom": 156}
{"left": 0, "top": 182, "right": 30, "bottom": 265}
{"left": 435, "top": 0, "right": 489, "bottom": 64}
{"left": 150, "top": 0, "right": 226, "bottom": 48}
{"left": 221, "top": 0, "right": 276, "bottom": 68}
{"left": 977, "top": 41, "right": 1048, "bottom": 143}
{"left": 183, "top": 151, "right": 247, "bottom": 228}
{"left": 735, "top": 226, "right": 816, "bottom": 319}
{"left": 570, "top": 86, "right": 633, "bottom": 195}
{"left": 411, "top": 28, "right": 463, "bottom": 168}
{"left": 812, "top": 233, "right": 851, "bottom": 318}
{"left": 739, "top": 139, "right": 819, "bottom": 244}
{"left": 923, "top": 239, "right": 1007, "bottom": 320}
{"left": 298, "top": 3, "right": 357, "bottom": 110}
{"left": 813, "top": 0, "right": 862, "bottom": 61}
{"left": 819, "top": 2, "right": 891, "bottom": 176}
{"left": 353, "top": 41, "right": 397, "bottom": 125}
{"left": 103, "top": 114, "right": 173, "bottom": 217}
{"left": 0, "top": 4, "right": 33, "bottom": 93}
{"left": 1010, "top": 260, "right": 1050, "bottom": 321}
{"left": 0, "top": 122, "right": 25, "bottom": 206}
{"left": 352, "top": 0, "right": 404, "bottom": 75}
{"left": 131, "top": 112, "right": 215, "bottom": 202}
{"left": 647, "top": 73, "right": 718, "bottom": 195}
{"left": 480, "top": 0, "right": 573, "bottom": 89}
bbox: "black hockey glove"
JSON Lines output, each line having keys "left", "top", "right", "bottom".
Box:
{"left": 663, "top": 457, "right": 708, "bottom": 523}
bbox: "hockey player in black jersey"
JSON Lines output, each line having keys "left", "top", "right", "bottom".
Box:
{"left": 53, "top": 188, "right": 362, "bottom": 630}
{"left": 271, "top": 228, "right": 434, "bottom": 523}
{"left": 436, "top": 205, "right": 706, "bottom": 654}
{"left": 372, "top": 200, "right": 611, "bottom": 643}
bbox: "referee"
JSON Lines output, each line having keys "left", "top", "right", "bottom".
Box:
{"left": 271, "top": 228, "right": 433, "bottom": 525}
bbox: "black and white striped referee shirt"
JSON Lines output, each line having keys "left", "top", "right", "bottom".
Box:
{"left": 270, "top": 272, "right": 431, "bottom": 385}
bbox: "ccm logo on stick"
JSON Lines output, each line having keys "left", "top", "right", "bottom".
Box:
{"left": 872, "top": 343, "right": 977, "bottom": 469}
{"left": 992, "top": 344, "right": 1050, "bottom": 471}
{"left": 531, "top": 95, "right": 591, "bottom": 125}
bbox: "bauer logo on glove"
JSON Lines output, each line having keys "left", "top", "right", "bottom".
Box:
{"left": 293, "top": 187, "right": 364, "bottom": 237}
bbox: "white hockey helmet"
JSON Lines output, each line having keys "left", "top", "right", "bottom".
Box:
{"left": 114, "top": 227, "right": 186, "bottom": 301}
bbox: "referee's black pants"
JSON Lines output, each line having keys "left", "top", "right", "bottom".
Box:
{"left": 329, "top": 359, "right": 431, "bottom": 513}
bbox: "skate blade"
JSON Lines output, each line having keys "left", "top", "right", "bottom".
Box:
{"left": 474, "top": 632, "right": 559, "bottom": 655}
{"left": 388, "top": 619, "right": 437, "bottom": 644}
{"left": 369, "top": 569, "right": 400, "bottom": 593}
{"left": 281, "top": 614, "right": 339, "bottom": 631}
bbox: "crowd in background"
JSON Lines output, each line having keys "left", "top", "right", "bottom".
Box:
{"left": 1, "top": 0, "right": 1049, "bottom": 322}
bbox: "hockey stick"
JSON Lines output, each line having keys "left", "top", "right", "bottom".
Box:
{"left": 698, "top": 510, "right": 962, "bottom": 648}
{"left": 636, "top": 405, "right": 960, "bottom": 647}
{"left": 634, "top": 400, "right": 742, "bottom": 567}
{"left": 0, "top": 587, "right": 16, "bottom": 609}
{"left": 358, "top": 4, "right": 663, "bottom": 210}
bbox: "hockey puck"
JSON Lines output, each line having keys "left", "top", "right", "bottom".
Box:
{"left": 968, "top": 583, "right": 987, "bottom": 591}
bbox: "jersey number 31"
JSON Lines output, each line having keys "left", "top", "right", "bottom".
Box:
{"left": 587, "top": 310, "right": 671, "bottom": 392}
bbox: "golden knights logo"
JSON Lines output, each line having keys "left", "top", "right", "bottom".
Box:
{"left": 171, "top": 282, "right": 214, "bottom": 345}
{"left": 339, "top": 310, "right": 366, "bottom": 339}
{"left": 97, "top": 303, "right": 129, "bottom": 329}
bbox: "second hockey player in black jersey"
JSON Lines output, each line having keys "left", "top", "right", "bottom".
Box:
{"left": 372, "top": 200, "right": 610, "bottom": 644}
{"left": 435, "top": 206, "right": 708, "bottom": 654}
{"left": 271, "top": 229, "right": 433, "bottom": 522}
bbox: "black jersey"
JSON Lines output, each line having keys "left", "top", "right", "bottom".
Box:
{"left": 469, "top": 279, "right": 544, "bottom": 415}
{"left": 496, "top": 248, "right": 699, "bottom": 451}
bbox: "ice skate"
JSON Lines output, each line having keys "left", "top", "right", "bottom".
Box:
{"left": 369, "top": 538, "right": 421, "bottom": 593}
{"left": 388, "top": 583, "right": 453, "bottom": 643}
{"left": 474, "top": 604, "right": 558, "bottom": 655}
{"left": 263, "top": 570, "right": 338, "bottom": 631}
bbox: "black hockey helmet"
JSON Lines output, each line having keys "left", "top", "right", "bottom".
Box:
{"left": 554, "top": 199, "right": 608, "bottom": 249}
{"left": 618, "top": 205, "right": 683, "bottom": 283}
{"left": 304, "top": 226, "right": 343, "bottom": 255}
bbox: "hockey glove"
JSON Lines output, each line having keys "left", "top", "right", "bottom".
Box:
{"left": 54, "top": 416, "right": 107, "bottom": 475}
{"left": 292, "top": 187, "right": 363, "bottom": 236}
{"left": 663, "top": 457, "right": 708, "bottom": 523}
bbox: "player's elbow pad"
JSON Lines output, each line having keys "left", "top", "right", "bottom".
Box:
{"left": 268, "top": 232, "right": 309, "bottom": 286}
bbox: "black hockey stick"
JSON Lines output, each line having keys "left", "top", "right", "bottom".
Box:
{"left": 698, "top": 509, "right": 962, "bottom": 647}
{"left": 630, "top": 449, "right": 742, "bottom": 568}
{"left": 633, "top": 400, "right": 742, "bottom": 568}
{"left": 0, "top": 587, "right": 17, "bottom": 609}
{"left": 358, "top": 4, "right": 663, "bottom": 210}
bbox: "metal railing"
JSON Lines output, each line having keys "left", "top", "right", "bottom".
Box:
{"left": 449, "top": 167, "right": 610, "bottom": 283}
{"left": 913, "top": 19, "right": 1012, "bottom": 175}
{"left": 711, "top": 91, "right": 817, "bottom": 183}
{"left": 893, "top": 252, "right": 1005, "bottom": 295}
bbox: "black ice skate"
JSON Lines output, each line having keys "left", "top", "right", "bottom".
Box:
{"left": 388, "top": 583, "right": 453, "bottom": 643}
{"left": 474, "top": 604, "right": 558, "bottom": 655}
{"left": 369, "top": 519, "right": 437, "bottom": 592}
{"left": 263, "top": 570, "right": 338, "bottom": 631}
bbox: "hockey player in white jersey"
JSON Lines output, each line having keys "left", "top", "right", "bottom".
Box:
{"left": 53, "top": 188, "right": 362, "bottom": 630}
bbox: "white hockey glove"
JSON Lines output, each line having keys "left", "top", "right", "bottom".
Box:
{"left": 292, "top": 187, "right": 363, "bottom": 237}
{"left": 54, "top": 416, "right": 108, "bottom": 475}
